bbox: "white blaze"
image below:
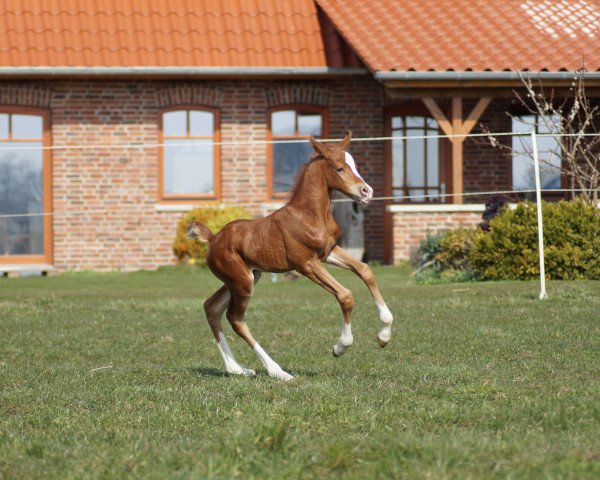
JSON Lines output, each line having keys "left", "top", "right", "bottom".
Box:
{"left": 345, "top": 152, "right": 364, "bottom": 181}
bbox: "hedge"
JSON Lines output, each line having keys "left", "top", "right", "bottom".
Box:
{"left": 471, "top": 199, "right": 600, "bottom": 280}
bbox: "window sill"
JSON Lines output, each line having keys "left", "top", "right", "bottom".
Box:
{"left": 0, "top": 264, "right": 54, "bottom": 274}
{"left": 387, "top": 204, "right": 486, "bottom": 213}
{"left": 154, "top": 203, "right": 198, "bottom": 212}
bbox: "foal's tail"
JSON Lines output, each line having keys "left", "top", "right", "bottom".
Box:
{"left": 187, "top": 221, "right": 214, "bottom": 243}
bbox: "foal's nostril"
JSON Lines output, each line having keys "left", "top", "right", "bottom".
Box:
{"left": 361, "top": 185, "right": 373, "bottom": 197}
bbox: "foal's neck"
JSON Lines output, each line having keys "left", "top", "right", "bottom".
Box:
{"left": 288, "top": 159, "right": 332, "bottom": 221}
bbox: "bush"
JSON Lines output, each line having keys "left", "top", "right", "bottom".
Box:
{"left": 172, "top": 205, "right": 252, "bottom": 265}
{"left": 471, "top": 199, "right": 600, "bottom": 280}
{"left": 414, "top": 228, "right": 478, "bottom": 283}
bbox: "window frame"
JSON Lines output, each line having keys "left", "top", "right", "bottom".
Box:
{"left": 384, "top": 105, "right": 449, "bottom": 204}
{"left": 0, "top": 106, "right": 52, "bottom": 265}
{"left": 267, "top": 105, "right": 329, "bottom": 199}
{"left": 158, "top": 105, "right": 221, "bottom": 202}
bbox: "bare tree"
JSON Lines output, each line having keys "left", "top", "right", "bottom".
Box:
{"left": 484, "top": 67, "right": 600, "bottom": 203}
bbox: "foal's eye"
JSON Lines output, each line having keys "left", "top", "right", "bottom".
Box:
{"left": 336, "top": 167, "right": 344, "bottom": 173}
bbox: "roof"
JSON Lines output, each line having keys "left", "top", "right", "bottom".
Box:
{"left": 316, "top": 0, "right": 600, "bottom": 72}
{"left": 0, "top": 0, "right": 361, "bottom": 69}
{"left": 0, "top": 0, "right": 598, "bottom": 75}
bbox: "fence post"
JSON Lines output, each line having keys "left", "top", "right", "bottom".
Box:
{"left": 531, "top": 130, "right": 548, "bottom": 300}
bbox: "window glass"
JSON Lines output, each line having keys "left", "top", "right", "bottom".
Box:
{"left": 12, "top": 114, "right": 43, "bottom": 139}
{"left": 163, "top": 111, "right": 187, "bottom": 137}
{"left": 163, "top": 140, "right": 214, "bottom": 194}
{"left": 391, "top": 137, "right": 404, "bottom": 188}
{"left": 0, "top": 114, "right": 8, "bottom": 139}
{"left": 272, "top": 142, "right": 313, "bottom": 193}
{"left": 406, "top": 132, "right": 425, "bottom": 187}
{"left": 0, "top": 142, "right": 44, "bottom": 254}
{"left": 406, "top": 116, "right": 425, "bottom": 128}
{"left": 427, "top": 137, "right": 439, "bottom": 186}
{"left": 297, "top": 112, "right": 322, "bottom": 135}
{"left": 270, "top": 108, "right": 325, "bottom": 195}
{"left": 189, "top": 111, "right": 213, "bottom": 136}
{"left": 392, "top": 117, "right": 403, "bottom": 129}
{"left": 390, "top": 114, "right": 440, "bottom": 202}
{"left": 162, "top": 109, "right": 217, "bottom": 197}
{"left": 512, "top": 115, "right": 561, "bottom": 190}
{"left": 271, "top": 110, "right": 295, "bottom": 136}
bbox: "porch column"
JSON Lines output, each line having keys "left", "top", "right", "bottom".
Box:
{"left": 423, "top": 97, "right": 491, "bottom": 204}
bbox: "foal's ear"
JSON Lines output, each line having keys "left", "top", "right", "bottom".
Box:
{"left": 340, "top": 130, "right": 352, "bottom": 150}
{"left": 309, "top": 135, "right": 327, "bottom": 157}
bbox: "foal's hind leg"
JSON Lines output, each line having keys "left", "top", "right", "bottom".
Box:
{"left": 326, "top": 245, "right": 394, "bottom": 347}
{"left": 204, "top": 285, "right": 255, "bottom": 377}
{"left": 224, "top": 270, "right": 293, "bottom": 381}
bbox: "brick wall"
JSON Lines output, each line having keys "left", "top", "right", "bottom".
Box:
{"left": 0, "top": 78, "right": 387, "bottom": 271}
{"left": 463, "top": 98, "right": 513, "bottom": 202}
{"left": 391, "top": 209, "right": 483, "bottom": 262}
{"left": 1, "top": 80, "right": 515, "bottom": 271}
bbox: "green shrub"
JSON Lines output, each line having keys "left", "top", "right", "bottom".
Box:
{"left": 471, "top": 199, "right": 600, "bottom": 280}
{"left": 414, "top": 228, "right": 479, "bottom": 283}
{"left": 437, "top": 228, "right": 478, "bottom": 273}
{"left": 172, "top": 205, "right": 252, "bottom": 265}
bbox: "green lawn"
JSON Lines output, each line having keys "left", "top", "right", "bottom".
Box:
{"left": 1, "top": 266, "right": 599, "bottom": 479}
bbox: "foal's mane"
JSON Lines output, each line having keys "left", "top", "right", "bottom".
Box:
{"left": 289, "top": 155, "right": 323, "bottom": 201}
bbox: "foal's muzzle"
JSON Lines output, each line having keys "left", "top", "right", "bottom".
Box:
{"left": 357, "top": 183, "right": 374, "bottom": 205}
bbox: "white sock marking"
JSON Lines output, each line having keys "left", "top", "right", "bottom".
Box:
{"left": 376, "top": 303, "right": 393, "bottom": 343}
{"left": 253, "top": 342, "right": 293, "bottom": 381}
{"left": 333, "top": 320, "right": 353, "bottom": 356}
{"left": 217, "top": 332, "right": 255, "bottom": 376}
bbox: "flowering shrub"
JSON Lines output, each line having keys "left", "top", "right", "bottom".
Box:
{"left": 173, "top": 205, "right": 252, "bottom": 266}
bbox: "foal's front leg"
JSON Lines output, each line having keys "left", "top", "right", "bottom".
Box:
{"left": 300, "top": 259, "right": 355, "bottom": 357}
{"left": 325, "top": 245, "right": 394, "bottom": 347}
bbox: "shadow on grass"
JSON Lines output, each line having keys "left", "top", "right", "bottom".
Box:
{"left": 189, "top": 366, "right": 320, "bottom": 379}
{"left": 188, "top": 367, "right": 229, "bottom": 378}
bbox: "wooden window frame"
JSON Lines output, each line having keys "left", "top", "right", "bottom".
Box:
{"left": 158, "top": 106, "right": 221, "bottom": 203}
{"left": 384, "top": 104, "right": 449, "bottom": 204}
{"left": 0, "top": 107, "right": 52, "bottom": 265}
{"left": 267, "top": 105, "right": 329, "bottom": 199}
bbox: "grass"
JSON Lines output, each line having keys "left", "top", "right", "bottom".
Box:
{"left": 1, "top": 265, "right": 599, "bottom": 479}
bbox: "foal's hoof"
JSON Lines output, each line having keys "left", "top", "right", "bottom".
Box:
{"left": 332, "top": 347, "right": 341, "bottom": 357}
{"left": 269, "top": 369, "right": 294, "bottom": 381}
{"left": 378, "top": 337, "right": 389, "bottom": 348}
{"left": 228, "top": 367, "right": 256, "bottom": 377}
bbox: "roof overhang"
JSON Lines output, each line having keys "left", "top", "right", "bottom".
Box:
{"left": 375, "top": 71, "right": 600, "bottom": 89}
{"left": 0, "top": 66, "right": 369, "bottom": 80}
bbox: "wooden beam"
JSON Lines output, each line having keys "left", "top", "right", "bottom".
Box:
{"left": 461, "top": 97, "right": 492, "bottom": 135}
{"left": 423, "top": 96, "right": 492, "bottom": 205}
{"left": 451, "top": 98, "right": 464, "bottom": 204}
{"left": 422, "top": 98, "right": 453, "bottom": 137}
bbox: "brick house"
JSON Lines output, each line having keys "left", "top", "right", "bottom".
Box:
{"left": 1, "top": 0, "right": 599, "bottom": 273}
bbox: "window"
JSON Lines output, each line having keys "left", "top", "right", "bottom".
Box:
{"left": 160, "top": 108, "right": 219, "bottom": 199}
{"left": 512, "top": 114, "right": 562, "bottom": 191}
{"left": 0, "top": 110, "right": 50, "bottom": 262}
{"left": 389, "top": 114, "right": 443, "bottom": 202}
{"left": 269, "top": 107, "right": 327, "bottom": 197}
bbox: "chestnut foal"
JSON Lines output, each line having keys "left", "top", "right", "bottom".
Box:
{"left": 189, "top": 131, "right": 393, "bottom": 380}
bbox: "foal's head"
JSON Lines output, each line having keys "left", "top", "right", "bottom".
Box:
{"left": 309, "top": 131, "right": 374, "bottom": 206}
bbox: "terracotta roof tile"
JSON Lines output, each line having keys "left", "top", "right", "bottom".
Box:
{"left": 0, "top": 0, "right": 356, "bottom": 68}
{"left": 316, "top": 0, "right": 600, "bottom": 71}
